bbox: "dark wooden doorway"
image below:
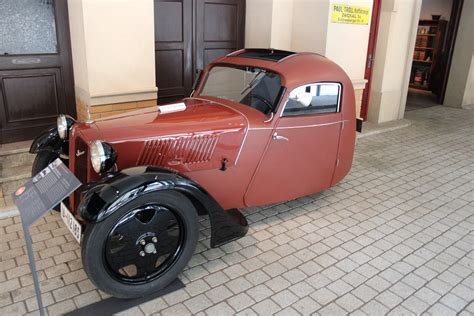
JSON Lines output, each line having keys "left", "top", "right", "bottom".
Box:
{"left": 154, "top": 0, "right": 245, "bottom": 104}
{"left": 360, "top": 0, "right": 381, "bottom": 120}
{"left": 0, "top": 0, "right": 75, "bottom": 144}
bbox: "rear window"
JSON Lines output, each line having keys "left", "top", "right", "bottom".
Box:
{"left": 283, "top": 83, "right": 341, "bottom": 116}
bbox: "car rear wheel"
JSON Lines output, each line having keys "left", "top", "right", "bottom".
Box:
{"left": 81, "top": 190, "right": 198, "bottom": 299}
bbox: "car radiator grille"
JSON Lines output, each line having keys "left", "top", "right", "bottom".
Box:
{"left": 137, "top": 134, "right": 219, "bottom": 166}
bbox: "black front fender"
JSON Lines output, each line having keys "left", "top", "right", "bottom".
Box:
{"left": 29, "top": 127, "right": 68, "bottom": 155}
{"left": 78, "top": 166, "right": 248, "bottom": 248}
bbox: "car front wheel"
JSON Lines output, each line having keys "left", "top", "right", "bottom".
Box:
{"left": 81, "top": 190, "right": 198, "bottom": 299}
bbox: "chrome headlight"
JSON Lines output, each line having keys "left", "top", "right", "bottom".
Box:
{"left": 57, "top": 114, "right": 76, "bottom": 140}
{"left": 57, "top": 115, "right": 68, "bottom": 139}
{"left": 90, "top": 140, "right": 117, "bottom": 174}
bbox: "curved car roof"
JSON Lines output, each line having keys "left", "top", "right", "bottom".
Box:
{"left": 210, "top": 49, "right": 352, "bottom": 90}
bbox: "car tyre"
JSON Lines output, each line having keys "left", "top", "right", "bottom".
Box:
{"left": 81, "top": 190, "right": 199, "bottom": 299}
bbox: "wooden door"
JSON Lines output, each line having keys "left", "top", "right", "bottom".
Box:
{"left": 195, "top": 0, "right": 246, "bottom": 70}
{"left": 154, "top": 0, "right": 193, "bottom": 104}
{"left": 0, "top": 0, "right": 75, "bottom": 144}
{"left": 154, "top": 0, "right": 245, "bottom": 104}
{"left": 360, "top": 0, "right": 381, "bottom": 120}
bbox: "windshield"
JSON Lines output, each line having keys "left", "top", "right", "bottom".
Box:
{"left": 198, "top": 65, "right": 283, "bottom": 114}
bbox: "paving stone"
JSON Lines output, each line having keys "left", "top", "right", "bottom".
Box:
{"left": 336, "top": 293, "right": 364, "bottom": 312}
{"left": 184, "top": 293, "right": 213, "bottom": 314}
{"left": 204, "top": 285, "right": 233, "bottom": 304}
{"left": 292, "top": 296, "right": 321, "bottom": 314}
{"left": 205, "top": 301, "right": 235, "bottom": 315}
{"left": 310, "top": 287, "right": 337, "bottom": 306}
{"left": 426, "top": 303, "right": 457, "bottom": 316}
{"left": 402, "top": 295, "right": 430, "bottom": 314}
{"left": 161, "top": 303, "right": 191, "bottom": 315}
{"left": 319, "top": 302, "right": 349, "bottom": 315}
{"left": 246, "top": 284, "right": 273, "bottom": 303}
{"left": 251, "top": 298, "right": 281, "bottom": 315}
{"left": 271, "top": 289, "right": 298, "bottom": 308}
{"left": 288, "top": 281, "right": 314, "bottom": 298}
{"left": 440, "top": 293, "right": 469, "bottom": 312}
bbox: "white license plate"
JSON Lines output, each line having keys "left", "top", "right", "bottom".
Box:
{"left": 60, "top": 203, "right": 82, "bottom": 244}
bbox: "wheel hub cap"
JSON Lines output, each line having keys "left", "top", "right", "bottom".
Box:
{"left": 144, "top": 243, "right": 156, "bottom": 254}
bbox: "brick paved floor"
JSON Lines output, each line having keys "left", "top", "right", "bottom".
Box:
{"left": 0, "top": 105, "right": 473, "bottom": 315}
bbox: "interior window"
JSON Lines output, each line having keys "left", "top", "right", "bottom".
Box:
{"left": 283, "top": 83, "right": 341, "bottom": 117}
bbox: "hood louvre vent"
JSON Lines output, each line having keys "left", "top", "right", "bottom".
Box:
{"left": 137, "top": 134, "right": 219, "bottom": 166}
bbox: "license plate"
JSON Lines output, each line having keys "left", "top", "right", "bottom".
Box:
{"left": 60, "top": 203, "right": 82, "bottom": 244}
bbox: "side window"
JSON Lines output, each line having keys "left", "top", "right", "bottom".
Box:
{"left": 283, "top": 83, "right": 341, "bottom": 117}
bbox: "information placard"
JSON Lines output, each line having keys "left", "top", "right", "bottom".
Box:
{"left": 331, "top": 4, "right": 370, "bottom": 25}
{"left": 13, "top": 158, "right": 81, "bottom": 316}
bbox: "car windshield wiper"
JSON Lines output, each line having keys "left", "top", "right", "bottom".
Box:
{"left": 240, "top": 70, "right": 266, "bottom": 95}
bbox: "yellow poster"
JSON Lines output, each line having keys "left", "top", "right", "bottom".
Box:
{"left": 331, "top": 4, "right": 370, "bottom": 25}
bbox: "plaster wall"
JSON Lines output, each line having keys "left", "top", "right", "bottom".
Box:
{"left": 444, "top": 0, "right": 474, "bottom": 108}
{"left": 67, "top": 0, "right": 157, "bottom": 110}
{"left": 367, "top": 0, "right": 422, "bottom": 123}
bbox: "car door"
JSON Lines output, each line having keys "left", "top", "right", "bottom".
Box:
{"left": 245, "top": 82, "right": 343, "bottom": 206}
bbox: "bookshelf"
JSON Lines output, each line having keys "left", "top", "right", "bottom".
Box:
{"left": 410, "top": 20, "right": 447, "bottom": 91}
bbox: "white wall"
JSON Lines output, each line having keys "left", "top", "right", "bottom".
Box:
{"left": 419, "top": 0, "right": 452, "bottom": 20}
{"left": 68, "top": 0, "right": 89, "bottom": 98}
{"left": 68, "top": 0, "right": 157, "bottom": 106}
{"left": 444, "top": 0, "right": 474, "bottom": 108}
{"left": 367, "top": 0, "right": 423, "bottom": 123}
{"left": 325, "top": 0, "right": 373, "bottom": 81}
{"left": 270, "top": 0, "right": 294, "bottom": 50}
{"left": 290, "top": 0, "right": 329, "bottom": 54}
{"left": 245, "top": 0, "right": 273, "bottom": 48}
{"left": 245, "top": 0, "right": 371, "bottom": 82}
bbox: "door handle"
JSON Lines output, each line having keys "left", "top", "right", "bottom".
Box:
{"left": 272, "top": 132, "right": 289, "bottom": 141}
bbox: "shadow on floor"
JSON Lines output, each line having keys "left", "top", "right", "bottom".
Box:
{"left": 64, "top": 279, "right": 184, "bottom": 316}
{"left": 405, "top": 88, "right": 439, "bottom": 112}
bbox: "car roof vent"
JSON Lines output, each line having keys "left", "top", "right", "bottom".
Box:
{"left": 229, "top": 49, "right": 296, "bottom": 62}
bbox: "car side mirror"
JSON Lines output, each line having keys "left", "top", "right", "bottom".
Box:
{"left": 289, "top": 92, "right": 312, "bottom": 107}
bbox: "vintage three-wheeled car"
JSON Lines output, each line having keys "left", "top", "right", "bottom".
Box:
{"left": 30, "top": 49, "right": 356, "bottom": 298}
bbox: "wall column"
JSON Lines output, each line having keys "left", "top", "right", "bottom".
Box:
{"left": 367, "top": 0, "right": 422, "bottom": 123}
{"left": 67, "top": 0, "right": 157, "bottom": 120}
{"left": 444, "top": 0, "right": 474, "bottom": 108}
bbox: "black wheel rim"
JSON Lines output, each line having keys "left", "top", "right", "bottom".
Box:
{"left": 104, "top": 204, "right": 185, "bottom": 284}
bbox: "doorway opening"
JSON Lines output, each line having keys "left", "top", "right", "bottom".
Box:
{"left": 153, "top": 0, "right": 246, "bottom": 104}
{"left": 406, "top": 0, "right": 463, "bottom": 112}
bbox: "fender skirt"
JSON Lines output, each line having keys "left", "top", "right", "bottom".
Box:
{"left": 29, "top": 127, "right": 68, "bottom": 155}
{"left": 78, "top": 166, "right": 249, "bottom": 248}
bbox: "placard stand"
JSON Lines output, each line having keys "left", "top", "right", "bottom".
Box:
{"left": 13, "top": 159, "right": 81, "bottom": 316}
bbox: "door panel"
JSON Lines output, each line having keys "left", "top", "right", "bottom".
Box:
{"left": 245, "top": 113, "right": 342, "bottom": 206}
{"left": 154, "top": 0, "right": 245, "bottom": 104}
{"left": 154, "top": 0, "right": 193, "bottom": 104}
{"left": 0, "top": 0, "right": 75, "bottom": 144}
{"left": 1, "top": 70, "right": 62, "bottom": 122}
{"left": 195, "top": 0, "right": 245, "bottom": 71}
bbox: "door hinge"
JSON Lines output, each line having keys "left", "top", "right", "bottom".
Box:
{"left": 336, "top": 159, "right": 340, "bottom": 167}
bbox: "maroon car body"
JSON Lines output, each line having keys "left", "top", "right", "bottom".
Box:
{"left": 30, "top": 49, "right": 356, "bottom": 298}
{"left": 70, "top": 50, "right": 355, "bottom": 210}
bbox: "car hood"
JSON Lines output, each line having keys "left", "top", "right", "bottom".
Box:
{"left": 71, "top": 97, "right": 248, "bottom": 172}
{"left": 75, "top": 97, "right": 247, "bottom": 143}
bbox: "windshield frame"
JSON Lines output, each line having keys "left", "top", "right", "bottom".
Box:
{"left": 196, "top": 63, "right": 286, "bottom": 115}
